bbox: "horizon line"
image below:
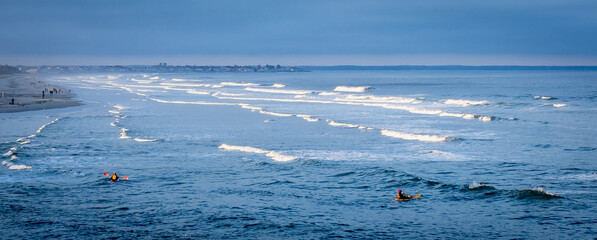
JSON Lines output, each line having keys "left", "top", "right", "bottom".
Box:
{"left": 2, "top": 54, "right": 597, "bottom": 66}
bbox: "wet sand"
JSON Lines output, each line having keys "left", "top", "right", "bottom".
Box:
{"left": 0, "top": 74, "right": 81, "bottom": 113}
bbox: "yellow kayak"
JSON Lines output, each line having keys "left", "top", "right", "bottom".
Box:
{"left": 393, "top": 193, "right": 421, "bottom": 201}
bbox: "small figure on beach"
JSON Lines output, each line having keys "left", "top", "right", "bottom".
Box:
{"left": 42, "top": 90, "right": 45, "bottom": 99}
{"left": 10, "top": 98, "right": 15, "bottom": 105}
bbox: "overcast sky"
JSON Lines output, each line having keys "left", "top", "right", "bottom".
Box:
{"left": 1, "top": 0, "right": 596, "bottom": 65}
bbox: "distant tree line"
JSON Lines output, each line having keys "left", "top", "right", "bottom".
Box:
{"left": 0, "top": 65, "right": 20, "bottom": 74}
{"left": 0, "top": 64, "right": 307, "bottom": 73}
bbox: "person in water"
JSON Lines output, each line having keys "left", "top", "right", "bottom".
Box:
{"left": 397, "top": 189, "right": 408, "bottom": 199}
{"left": 110, "top": 172, "right": 119, "bottom": 182}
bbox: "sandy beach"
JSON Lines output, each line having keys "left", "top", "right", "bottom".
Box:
{"left": 0, "top": 74, "right": 81, "bottom": 113}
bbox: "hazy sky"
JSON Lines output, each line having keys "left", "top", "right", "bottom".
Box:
{"left": 1, "top": 0, "right": 596, "bottom": 65}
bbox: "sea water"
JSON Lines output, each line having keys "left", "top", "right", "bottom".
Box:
{"left": 1, "top": 70, "right": 596, "bottom": 238}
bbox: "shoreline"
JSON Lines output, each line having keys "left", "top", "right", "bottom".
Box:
{"left": 0, "top": 74, "right": 81, "bottom": 113}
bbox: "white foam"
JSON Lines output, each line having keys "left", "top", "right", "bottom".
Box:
{"left": 213, "top": 92, "right": 244, "bottom": 97}
{"left": 296, "top": 114, "right": 319, "bottom": 122}
{"left": 4, "top": 147, "right": 17, "bottom": 156}
{"left": 244, "top": 87, "right": 313, "bottom": 95}
{"left": 259, "top": 110, "right": 293, "bottom": 117}
{"left": 110, "top": 122, "right": 116, "bottom": 127}
{"left": 334, "top": 86, "right": 371, "bottom": 92}
{"left": 160, "top": 82, "right": 218, "bottom": 88}
{"left": 219, "top": 144, "right": 295, "bottom": 162}
{"left": 443, "top": 99, "right": 489, "bottom": 106}
{"left": 108, "top": 110, "right": 120, "bottom": 114}
{"left": 134, "top": 138, "right": 158, "bottom": 142}
{"left": 220, "top": 82, "right": 258, "bottom": 87}
{"left": 335, "top": 95, "right": 417, "bottom": 104}
{"left": 186, "top": 90, "right": 211, "bottom": 95}
{"left": 327, "top": 120, "right": 360, "bottom": 128}
{"left": 119, "top": 128, "right": 131, "bottom": 139}
{"left": 552, "top": 103, "right": 566, "bottom": 108}
{"left": 171, "top": 78, "right": 186, "bottom": 82}
{"left": 319, "top": 92, "right": 339, "bottom": 96}
{"left": 8, "top": 164, "right": 32, "bottom": 170}
{"left": 272, "top": 83, "right": 285, "bottom": 88}
{"left": 380, "top": 129, "right": 451, "bottom": 142}
{"left": 532, "top": 187, "right": 559, "bottom": 197}
{"left": 19, "top": 140, "right": 31, "bottom": 145}
{"left": 216, "top": 96, "right": 498, "bottom": 121}
{"left": 150, "top": 98, "right": 237, "bottom": 106}
{"left": 131, "top": 79, "right": 155, "bottom": 84}
{"left": 149, "top": 76, "right": 160, "bottom": 80}
{"left": 239, "top": 104, "right": 263, "bottom": 111}
{"left": 381, "top": 104, "right": 496, "bottom": 121}
{"left": 534, "top": 96, "right": 557, "bottom": 100}
{"left": 37, "top": 118, "right": 60, "bottom": 134}
{"left": 478, "top": 116, "right": 494, "bottom": 122}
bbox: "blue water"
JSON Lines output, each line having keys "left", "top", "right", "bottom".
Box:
{"left": 1, "top": 70, "right": 596, "bottom": 239}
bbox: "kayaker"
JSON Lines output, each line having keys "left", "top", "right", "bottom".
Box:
{"left": 397, "top": 189, "right": 408, "bottom": 199}
{"left": 110, "top": 172, "right": 119, "bottom": 182}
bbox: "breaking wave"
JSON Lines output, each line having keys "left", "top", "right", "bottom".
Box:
{"left": 160, "top": 82, "right": 221, "bottom": 88}
{"left": 119, "top": 128, "right": 131, "bottom": 139}
{"left": 534, "top": 96, "right": 558, "bottom": 100}
{"left": 333, "top": 86, "right": 371, "bottom": 92}
{"left": 216, "top": 95, "right": 499, "bottom": 122}
{"left": 149, "top": 98, "right": 237, "bottom": 106}
{"left": 380, "top": 129, "right": 454, "bottom": 142}
{"left": 244, "top": 87, "right": 314, "bottom": 95}
{"left": 134, "top": 138, "right": 158, "bottom": 142}
{"left": 218, "top": 144, "right": 296, "bottom": 162}
{"left": 296, "top": 114, "right": 319, "bottom": 122}
{"left": 220, "top": 82, "right": 258, "bottom": 87}
{"left": 443, "top": 99, "right": 489, "bottom": 106}
{"left": 465, "top": 182, "right": 497, "bottom": 191}
{"left": 2, "top": 118, "right": 59, "bottom": 170}
{"left": 326, "top": 120, "right": 370, "bottom": 130}
{"left": 334, "top": 95, "right": 418, "bottom": 104}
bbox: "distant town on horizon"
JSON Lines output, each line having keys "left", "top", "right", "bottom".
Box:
{"left": 2, "top": 63, "right": 597, "bottom": 74}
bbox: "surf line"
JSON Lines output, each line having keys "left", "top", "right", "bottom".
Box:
{"left": 238, "top": 103, "right": 457, "bottom": 143}
{"left": 215, "top": 95, "right": 499, "bottom": 122}
{"left": 108, "top": 105, "right": 158, "bottom": 142}
{"left": 148, "top": 97, "right": 457, "bottom": 143}
{"left": 218, "top": 144, "right": 296, "bottom": 162}
{"left": 3, "top": 118, "right": 60, "bottom": 170}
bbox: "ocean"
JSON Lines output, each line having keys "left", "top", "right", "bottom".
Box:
{"left": 1, "top": 70, "right": 596, "bottom": 239}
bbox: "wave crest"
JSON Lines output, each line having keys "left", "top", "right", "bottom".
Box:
{"left": 219, "top": 144, "right": 296, "bottom": 162}
{"left": 381, "top": 129, "right": 454, "bottom": 142}
{"left": 333, "top": 86, "right": 371, "bottom": 92}
{"left": 512, "top": 187, "right": 562, "bottom": 200}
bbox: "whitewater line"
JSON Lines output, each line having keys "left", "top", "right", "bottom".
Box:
{"left": 216, "top": 95, "right": 499, "bottom": 122}
{"left": 3, "top": 118, "right": 60, "bottom": 170}
{"left": 237, "top": 103, "right": 455, "bottom": 143}
{"left": 218, "top": 144, "right": 296, "bottom": 162}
